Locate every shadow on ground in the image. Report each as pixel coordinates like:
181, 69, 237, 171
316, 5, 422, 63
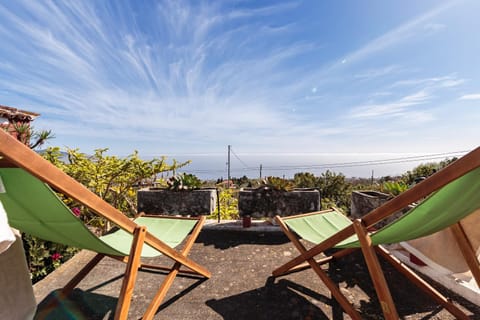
206, 278, 337, 320
33, 229, 480, 319
35, 288, 116, 320
197, 229, 289, 249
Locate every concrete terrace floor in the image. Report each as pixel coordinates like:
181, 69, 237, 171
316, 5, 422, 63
33, 221, 480, 320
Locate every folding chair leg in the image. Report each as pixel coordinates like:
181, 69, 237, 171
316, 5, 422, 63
114, 226, 147, 320
353, 219, 398, 320
142, 216, 206, 320
61, 253, 105, 297
275, 217, 362, 320
450, 222, 480, 288
376, 246, 469, 320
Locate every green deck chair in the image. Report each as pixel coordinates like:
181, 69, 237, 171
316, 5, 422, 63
0, 130, 210, 320
273, 147, 480, 320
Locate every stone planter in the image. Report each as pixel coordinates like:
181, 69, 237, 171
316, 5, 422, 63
137, 188, 217, 216
238, 188, 320, 218
351, 190, 411, 229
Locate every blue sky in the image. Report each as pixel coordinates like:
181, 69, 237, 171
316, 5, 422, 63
0, 0, 479, 178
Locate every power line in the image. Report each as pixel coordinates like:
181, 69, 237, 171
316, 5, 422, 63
230, 147, 250, 169
183, 150, 466, 175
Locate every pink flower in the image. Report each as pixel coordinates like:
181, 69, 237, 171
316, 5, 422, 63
51, 253, 62, 261
71, 207, 81, 217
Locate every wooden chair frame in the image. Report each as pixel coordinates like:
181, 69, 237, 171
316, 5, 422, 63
273, 146, 480, 319
0, 130, 211, 319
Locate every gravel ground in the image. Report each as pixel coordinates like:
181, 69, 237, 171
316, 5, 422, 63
34, 229, 480, 319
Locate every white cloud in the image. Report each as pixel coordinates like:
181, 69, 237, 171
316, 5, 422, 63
424, 23, 446, 33
354, 65, 400, 79
349, 90, 431, 120
459, 94, 480, 100
338, 1, 456, 66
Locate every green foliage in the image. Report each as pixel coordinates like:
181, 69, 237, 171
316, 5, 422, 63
8, 123, 54, 149
23, 233, 79, 283
293, 172, 317, 188
317, 170, 351, 212
209, 188, 239, 220
166, 173, 202, 191
401, 158, 456, 185
25, 146, 190, 283
42, 147, 189, 230
233, 175, 251, 188
263, 176, 295, 191
382, 180, 408, 196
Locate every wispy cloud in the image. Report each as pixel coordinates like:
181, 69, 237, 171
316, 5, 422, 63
390, 75, 464, 89
0, 1, 310, 150
337, 1, 456, 66
459, 93, 480, 100
0, 0, 476, 161
354, 65, 401, 79
349, 90, 432, 120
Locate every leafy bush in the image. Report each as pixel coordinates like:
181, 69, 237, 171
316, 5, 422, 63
262, 176, 295, 191
166, 173, 202, 191
382, 181, 408, 196
23, 233, 79, 283
209, 188, 239, 220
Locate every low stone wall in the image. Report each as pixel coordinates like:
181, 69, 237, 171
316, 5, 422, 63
238, 188, 320, 218
350, 191, 391, 219
350, 190, 410, 228
137, 188, 217, 216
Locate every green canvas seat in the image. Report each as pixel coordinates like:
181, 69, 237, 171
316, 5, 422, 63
283, 166, 480, 248
0, 168, 197, 257
0, 129, 210, 320
273, 147, 480, 320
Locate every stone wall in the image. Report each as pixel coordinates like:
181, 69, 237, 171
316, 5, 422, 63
137, 188, 217, 216
350, 190, 411, 229
238, 188, 320, 218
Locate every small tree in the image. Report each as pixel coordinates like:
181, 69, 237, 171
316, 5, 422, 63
317, 170, 352, 212
8, 122, 54, 149
293, 172, 317, 188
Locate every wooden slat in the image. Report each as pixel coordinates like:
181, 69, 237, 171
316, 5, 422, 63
279, 208, 337, 220
273, 146, 480, 272
0, 130, 210, 278
114, 226, 146, 320
61, 253, 105, 296
142, 216, 206, 319
376, 246, 469, 320
353, 220, 398, 320
450, 222, 480, 289
274, 216, 362, 320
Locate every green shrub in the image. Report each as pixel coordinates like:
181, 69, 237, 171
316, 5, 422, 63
382, 181, 408, 196
209, 188, 239, 220
166, 173, 202, 191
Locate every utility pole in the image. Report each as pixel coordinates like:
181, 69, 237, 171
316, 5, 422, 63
259, 164, 262, 179
227, 145, 231, 188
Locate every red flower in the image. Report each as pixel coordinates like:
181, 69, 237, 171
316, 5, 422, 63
51, 253, 62, 261
71, 207, 81, 217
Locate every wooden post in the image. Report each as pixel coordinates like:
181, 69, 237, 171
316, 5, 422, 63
353, 219, 398, 320
114, 226, 146, 320
450, 222, 480, 288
